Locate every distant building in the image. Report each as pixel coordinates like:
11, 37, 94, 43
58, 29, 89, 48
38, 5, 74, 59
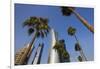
15, 44, 34, 65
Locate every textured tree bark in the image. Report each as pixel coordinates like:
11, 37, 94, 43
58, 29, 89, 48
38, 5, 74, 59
18, 31, 37, 65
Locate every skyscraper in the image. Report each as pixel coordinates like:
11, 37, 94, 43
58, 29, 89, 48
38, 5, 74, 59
15, 43, 34, 65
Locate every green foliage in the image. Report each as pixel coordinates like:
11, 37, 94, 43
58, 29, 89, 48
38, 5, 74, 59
53, 40, 69, 59
61, 7, 75, 16
67, 26, 76, 36
23, 16, 50, 38
75, 42, 81, 51
78, 56, 83, 62
28, 28, 34, 35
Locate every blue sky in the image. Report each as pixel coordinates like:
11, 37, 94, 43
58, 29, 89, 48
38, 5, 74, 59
15, 3, 94, 64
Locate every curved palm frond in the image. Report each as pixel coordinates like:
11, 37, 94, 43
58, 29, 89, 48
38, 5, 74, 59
28, 28, 34, 35
23, 16, 38, 27
23, 18, 31, 27
40, 18, 48, 24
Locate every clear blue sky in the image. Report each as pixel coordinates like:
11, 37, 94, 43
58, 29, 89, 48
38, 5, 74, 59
15, 3, 94, 64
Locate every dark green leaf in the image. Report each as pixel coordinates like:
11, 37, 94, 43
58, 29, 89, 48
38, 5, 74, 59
75, 43, 81, 51
78, 56, 83, 62
28, 28, 34, 35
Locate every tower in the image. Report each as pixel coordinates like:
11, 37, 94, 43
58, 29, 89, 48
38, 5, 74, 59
48, 28, 60, 63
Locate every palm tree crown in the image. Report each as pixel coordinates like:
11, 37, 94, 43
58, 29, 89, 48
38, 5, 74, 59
67, 26, 76, 36
18, 16, 50, 65
78, 56, 83, 62
23, 16, 50, 38
61, 6, 94, 33
61, 7, 75, 16
75, 42, 81, 51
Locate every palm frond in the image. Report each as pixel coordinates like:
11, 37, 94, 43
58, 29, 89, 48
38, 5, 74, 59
28, 28, 34, 35
30, 16, 39, 24
61, 7, 75, 16
23, 16, 50, 38
67, 26, 76, 36
40, 18, 48, 24
23, 18, 31, 27
75, 43, 81, 51
23, 16, 40, 28
78, 56, 83, 62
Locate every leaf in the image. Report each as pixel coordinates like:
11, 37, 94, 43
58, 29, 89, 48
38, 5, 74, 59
30, 17, 38, 23
28, 28, 34, 35
61, 7, 75, 16
78, 56, 83, 62
23, 18, 31, 27
67, 26, 76, 36
23, 16, 50, 39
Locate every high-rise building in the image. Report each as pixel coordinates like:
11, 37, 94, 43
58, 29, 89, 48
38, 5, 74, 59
15, 43, 34, 65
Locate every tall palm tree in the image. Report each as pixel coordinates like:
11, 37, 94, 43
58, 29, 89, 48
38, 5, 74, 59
61, 7, 94, 33
32, 43, 44, 64
18, 16, 50, 65
67, 26, 87, 61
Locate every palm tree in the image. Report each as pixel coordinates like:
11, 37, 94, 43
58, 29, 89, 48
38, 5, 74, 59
48, 29, 60, 63
75, 42, 87, 61
53, 40, 70, 62
32, 43, 44, 64
77, 56, 83, 62
61, 7, 94, 33
67, 26, 87, 61
18, 16, 50, 65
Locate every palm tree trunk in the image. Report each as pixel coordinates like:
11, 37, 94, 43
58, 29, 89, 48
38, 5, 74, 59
32, 44, 44, 64
19, 31, 37, 64
69, 8, 94, 33
26, 44, 35, 64
74, 35, 87, 61
80, 50, 87, 61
